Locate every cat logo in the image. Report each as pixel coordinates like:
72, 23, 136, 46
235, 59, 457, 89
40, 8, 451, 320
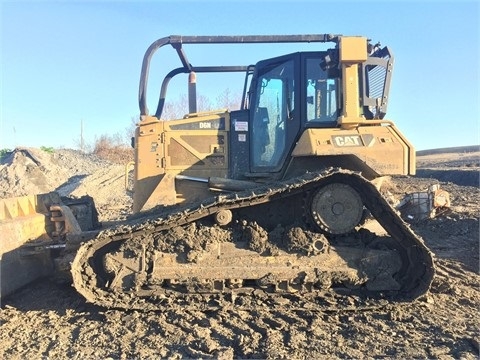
332, 135, 363, 147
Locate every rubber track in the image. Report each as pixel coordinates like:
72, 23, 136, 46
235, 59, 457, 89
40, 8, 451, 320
71, 168, 435, 311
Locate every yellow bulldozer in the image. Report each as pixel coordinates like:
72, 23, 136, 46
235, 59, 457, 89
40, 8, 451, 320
1, 34, 434, 310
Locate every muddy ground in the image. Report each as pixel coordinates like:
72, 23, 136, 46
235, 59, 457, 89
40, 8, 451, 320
0, 147, 479, 359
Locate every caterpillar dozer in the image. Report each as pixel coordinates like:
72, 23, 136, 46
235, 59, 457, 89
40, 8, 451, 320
2, 35, 435, 310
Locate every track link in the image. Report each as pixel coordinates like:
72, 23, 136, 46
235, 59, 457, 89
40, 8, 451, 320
71, 168, 435, 311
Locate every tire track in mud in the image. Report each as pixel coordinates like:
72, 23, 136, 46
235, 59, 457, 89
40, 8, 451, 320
1, 268, 479, 359
106, 305, 337, 359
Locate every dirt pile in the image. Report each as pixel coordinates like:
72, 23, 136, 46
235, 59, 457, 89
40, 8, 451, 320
0, 147, 479, 359
0, 148, 132, 221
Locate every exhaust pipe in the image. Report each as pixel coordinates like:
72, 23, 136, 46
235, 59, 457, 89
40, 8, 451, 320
188, 71, 197, 114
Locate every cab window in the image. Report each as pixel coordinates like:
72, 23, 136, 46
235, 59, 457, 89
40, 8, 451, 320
305, 58, 338, 123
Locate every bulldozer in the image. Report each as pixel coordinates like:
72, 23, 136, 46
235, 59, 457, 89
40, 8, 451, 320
1, 34, 435, 310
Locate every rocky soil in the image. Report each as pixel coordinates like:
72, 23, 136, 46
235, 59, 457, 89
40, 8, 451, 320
0, 147, 479, 359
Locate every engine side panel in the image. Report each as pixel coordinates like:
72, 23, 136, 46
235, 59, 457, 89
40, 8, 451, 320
133, 111, 230, 212
291, 122, 415, 176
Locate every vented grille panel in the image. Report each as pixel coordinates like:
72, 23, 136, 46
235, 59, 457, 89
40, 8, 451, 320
366, 63, 387, 99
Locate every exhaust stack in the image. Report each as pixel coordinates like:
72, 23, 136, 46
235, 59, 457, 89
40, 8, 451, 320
188, 71, 197, 113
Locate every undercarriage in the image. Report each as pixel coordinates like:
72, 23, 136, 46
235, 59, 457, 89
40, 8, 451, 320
71, 169, 435, 310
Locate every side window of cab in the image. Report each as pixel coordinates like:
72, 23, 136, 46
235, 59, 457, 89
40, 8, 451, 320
305, 57, 338, 123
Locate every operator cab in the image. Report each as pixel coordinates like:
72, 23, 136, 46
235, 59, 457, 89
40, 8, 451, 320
247, 51, 340, 174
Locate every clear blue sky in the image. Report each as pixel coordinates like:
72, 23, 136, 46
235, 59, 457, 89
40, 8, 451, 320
1, 0, 479, 151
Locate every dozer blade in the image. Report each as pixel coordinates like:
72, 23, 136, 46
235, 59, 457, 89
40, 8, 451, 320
71, 169, 435, 311
1, 193, 100, 299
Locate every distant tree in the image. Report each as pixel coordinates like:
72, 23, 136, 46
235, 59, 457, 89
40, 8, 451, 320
215, 88, 242, 110
93, 133, 133, 163
197, 94, 213, 113
125, 116, 138, 146
160, 88, 241, 120
161, 94, 188, 120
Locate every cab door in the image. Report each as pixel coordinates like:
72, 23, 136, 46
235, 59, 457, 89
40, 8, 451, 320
249, 54, 300, 174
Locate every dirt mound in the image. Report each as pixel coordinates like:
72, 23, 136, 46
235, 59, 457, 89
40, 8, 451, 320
0, 148, 108, 196
0, 147, 479, 359
0, 148, 132, 221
